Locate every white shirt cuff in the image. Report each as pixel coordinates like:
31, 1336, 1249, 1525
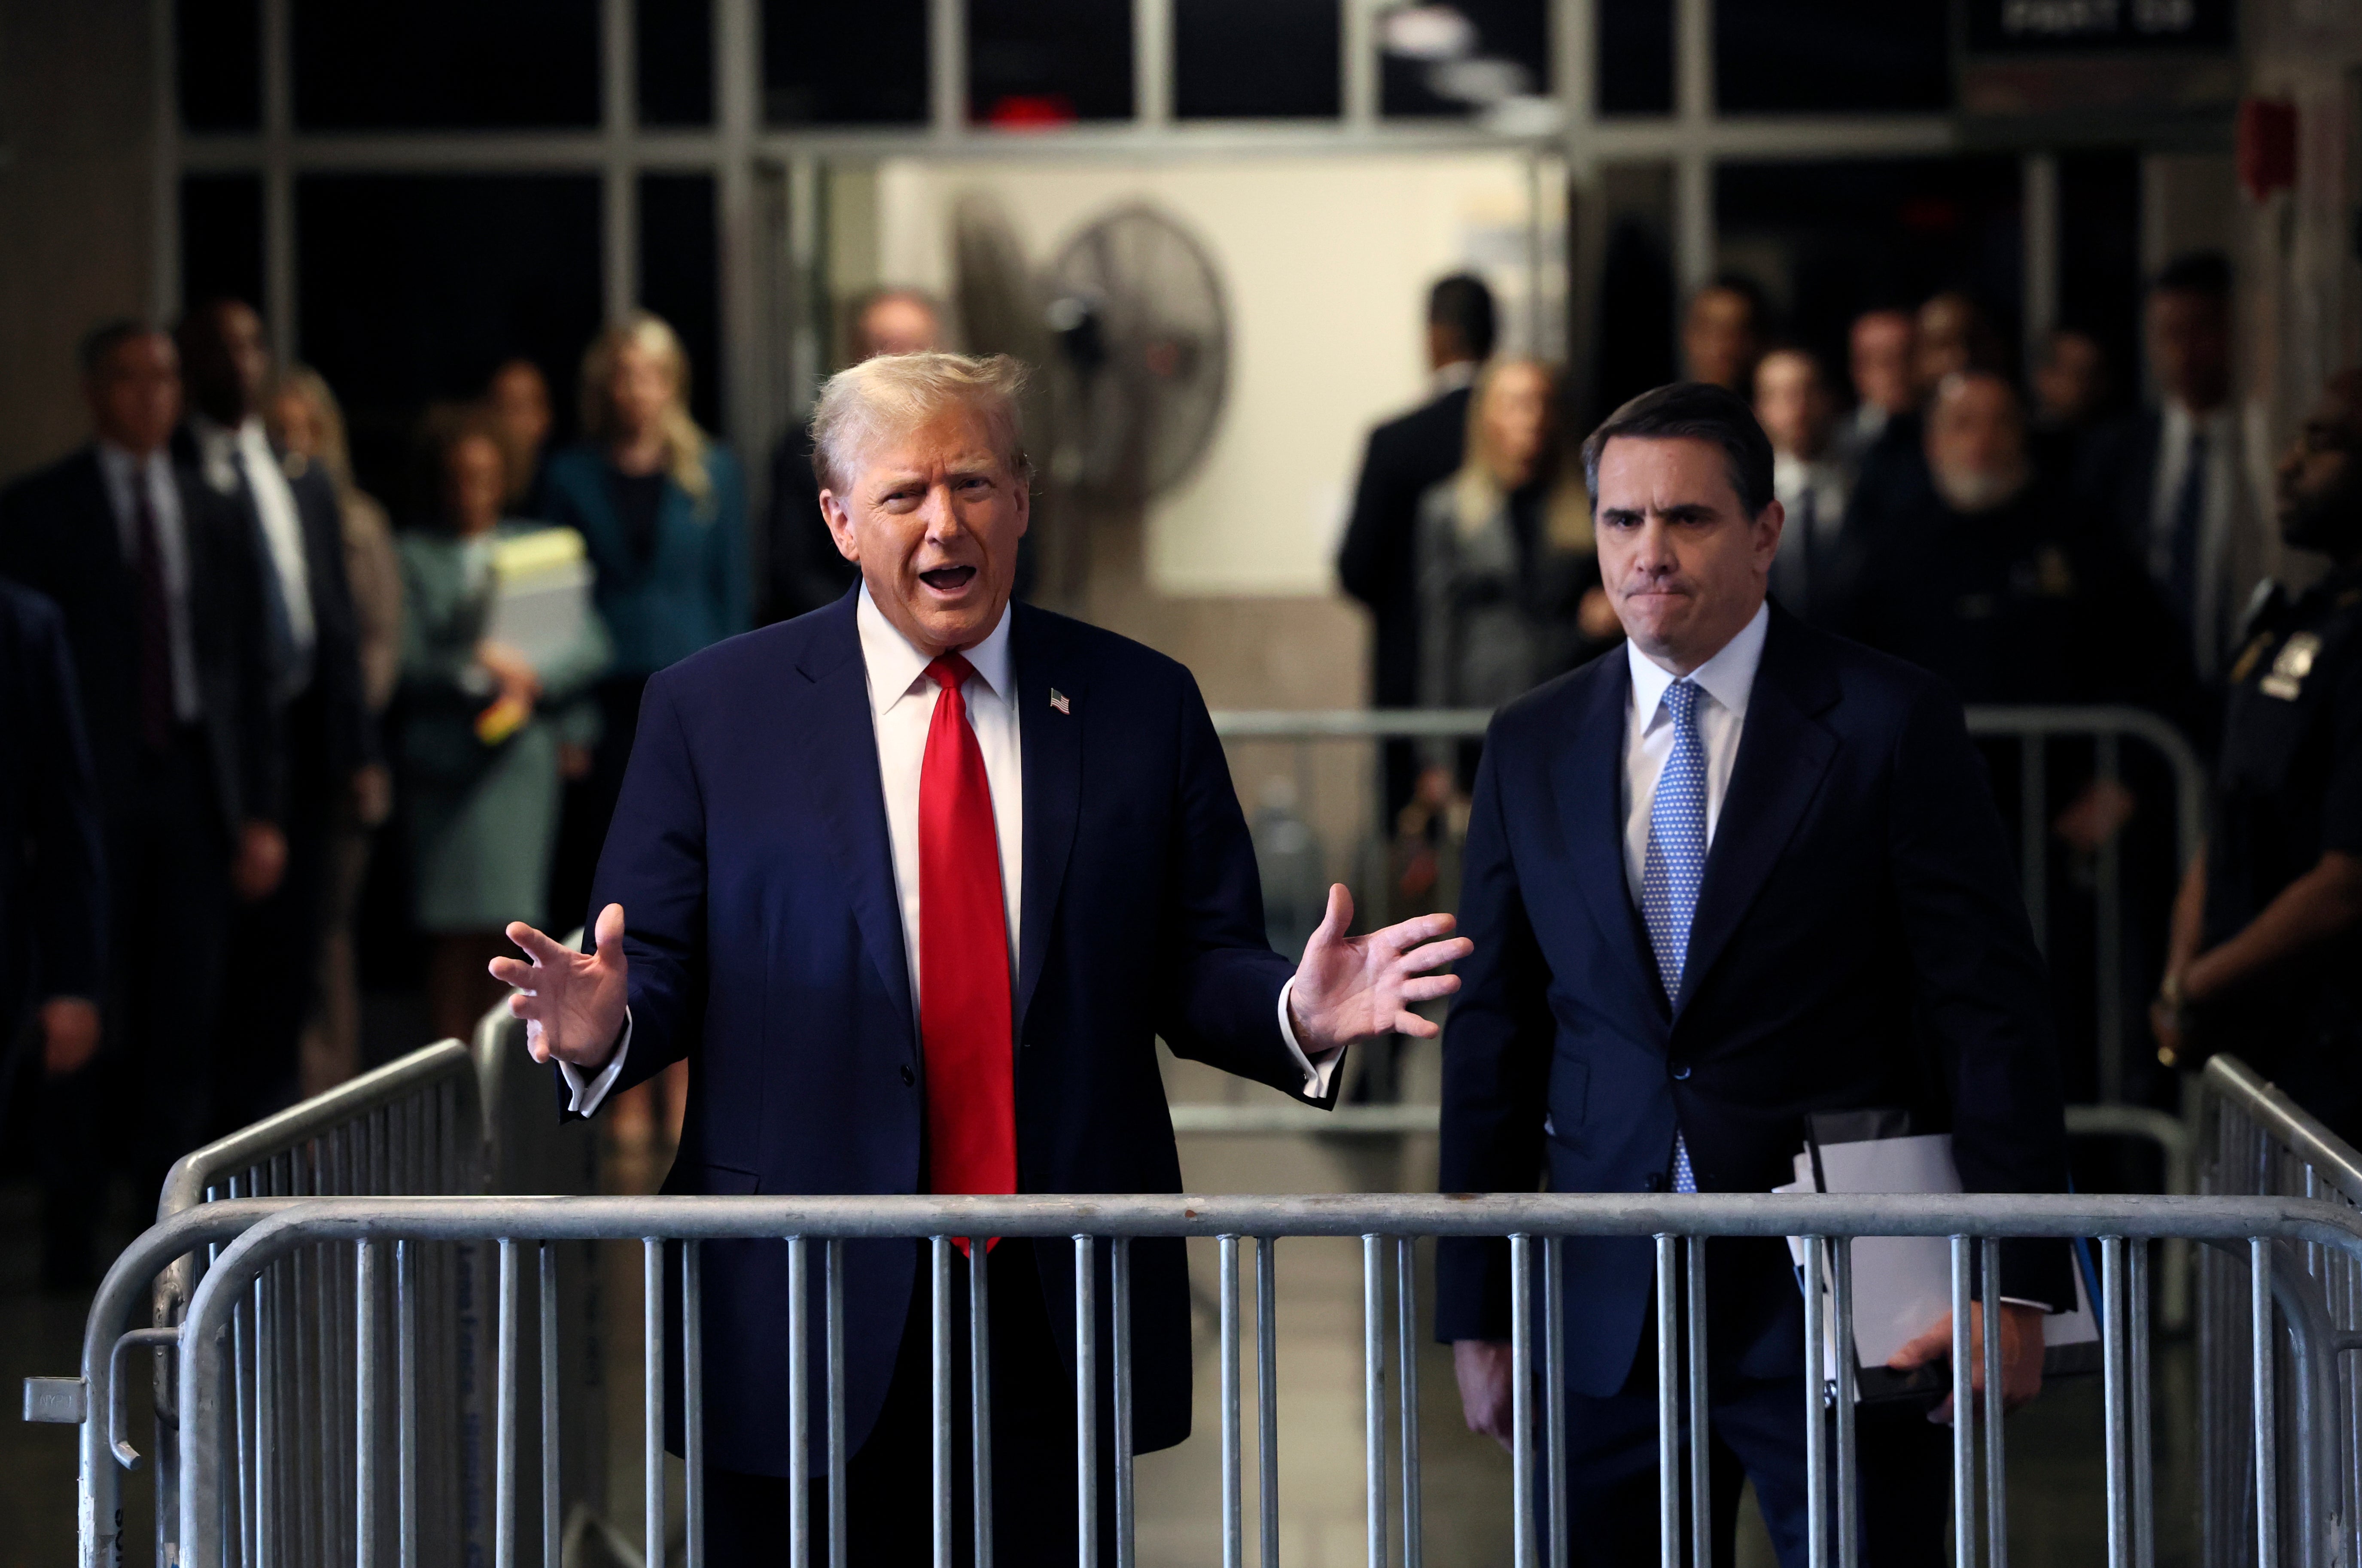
559, 1009, 632, 1116
1275, 977, 1345, 1100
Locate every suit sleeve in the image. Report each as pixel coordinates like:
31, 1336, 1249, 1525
1151, 671, 1327, 1105
1887, 683, 2077, 1311
1336, 428, 1400, 611
22, 597, 106, 1003
560, 670, 707, 1116
1433, 732, 1552, 1342
209, 488, 286, 826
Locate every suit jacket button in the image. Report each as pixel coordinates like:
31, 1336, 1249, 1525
899, 1064, 916, 1088
1670, 1061, 1691, 1081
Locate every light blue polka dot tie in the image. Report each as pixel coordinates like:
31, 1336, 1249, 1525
1643, 678, 1707, 1194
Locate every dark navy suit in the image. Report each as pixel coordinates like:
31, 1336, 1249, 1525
1436, 604, 2071, 1566
577, 590, 1328, 1486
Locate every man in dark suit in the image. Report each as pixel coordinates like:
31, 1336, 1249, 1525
0, 320, 281, 1216
2078, 253, 2249, 687
0, 579, 108, 1285
175, 299, 378, 1131
494, 351, 1469, 1566
1437, 383, 2073, 1568
762, 288, 943, 626
1338, 272, 1497, 828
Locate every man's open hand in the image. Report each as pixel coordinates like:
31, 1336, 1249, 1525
1287, 884, 1472, 1052
489, 902, 630, 1071
1887, 1299, 2046, 1423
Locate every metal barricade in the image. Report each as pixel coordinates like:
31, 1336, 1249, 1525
33, 1189, 2361, 1568
139, 1039, 485, 1568
2198, 1054, 2362, 1568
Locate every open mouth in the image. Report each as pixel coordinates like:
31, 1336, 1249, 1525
918, 565, 978, 593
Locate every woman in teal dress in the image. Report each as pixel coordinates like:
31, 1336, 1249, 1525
400, 412, 612, 1042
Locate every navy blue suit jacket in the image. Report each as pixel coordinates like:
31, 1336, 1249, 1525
1435, 605, 2072, 1397
0, 579, 104, 1036
577, 590, 1327, 1475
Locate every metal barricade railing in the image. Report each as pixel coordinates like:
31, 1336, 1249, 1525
138, 1039, 484, 1568
30, 1189, 2359, 1568
2198, 1055, 2362, 1568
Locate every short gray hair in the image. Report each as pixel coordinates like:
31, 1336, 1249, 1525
808, 352, 1032, 495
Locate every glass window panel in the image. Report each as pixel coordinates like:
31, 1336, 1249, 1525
181, 174, 264, 313
1715, 1, 1951, 114
969, 0, 1133, 125
1713, 157, 2026, 382
639, 0, 714, 126
1175, 0, 1340, 120
292, 0, 599, 131
177, 0, 261, 132
1380, 0, 1548, 121
1596, 0, 1672, 117
638, 174, 722, 432
762, 0, 929, 125
295, 174, 603, 514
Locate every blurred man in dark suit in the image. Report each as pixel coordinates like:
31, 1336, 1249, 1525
0, 579, 107, 1285
2079, 254, 2252, 685
1835, 307, 1916, 471
1680, 275, 1768, 393
1753, 346, 1853, 624
175, 299, 377, 1131
0, 320, 279, 1214
1339, 272, 1498, 829
763, 289, 946, 626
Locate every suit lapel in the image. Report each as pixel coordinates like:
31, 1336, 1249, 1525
1546, 656, 1662, 1021
1675, 611, 1839, 1016
1012, 605, 1083, 1039
794, 596, 917, 1040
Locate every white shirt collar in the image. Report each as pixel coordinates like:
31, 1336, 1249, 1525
856, 582, 1015, 718
1625, 600, 1771, 729
1431, 360, 1479, 398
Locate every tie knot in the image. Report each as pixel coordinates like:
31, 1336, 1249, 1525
1663, 677, 1700, 726
925, 653, 976, 693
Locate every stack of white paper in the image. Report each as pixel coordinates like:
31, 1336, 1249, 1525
1781, 1132, 2099, 1401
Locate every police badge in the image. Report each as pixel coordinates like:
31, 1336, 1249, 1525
2261, 632, 2323, 700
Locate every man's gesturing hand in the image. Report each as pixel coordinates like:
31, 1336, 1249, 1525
1287, 883, 1472, 1052
489, 902, 630, 1071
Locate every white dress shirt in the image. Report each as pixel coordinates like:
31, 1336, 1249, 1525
564, 586, 1339, 1114
94, 442, 202, 724
2147, 400, 2239, 678
193, 413, 315, 670
1620, 602, 1770, 906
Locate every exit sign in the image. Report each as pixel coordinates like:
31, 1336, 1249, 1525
1966, 0, 2235, 55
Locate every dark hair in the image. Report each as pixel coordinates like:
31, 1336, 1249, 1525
1693, 273, 1769, 326
1427, 273, 1498, 362
2152, 251, 2231, 301
1580, 381, 1776, 519
79, 317, 160, 378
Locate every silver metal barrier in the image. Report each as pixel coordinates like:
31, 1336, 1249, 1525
2198, 1055, 2362, 1568
37, 1189, 2362, 1568
139, 1039, 485, 1568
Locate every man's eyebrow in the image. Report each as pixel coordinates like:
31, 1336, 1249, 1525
1598, 504, 1644, 523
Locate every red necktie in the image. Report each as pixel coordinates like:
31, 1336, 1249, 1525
918, 654, 1015, 1250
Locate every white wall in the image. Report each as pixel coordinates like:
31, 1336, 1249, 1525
875, 152, 1550, 596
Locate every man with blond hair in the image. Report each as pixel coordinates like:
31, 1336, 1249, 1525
496, 351, 1468, 1564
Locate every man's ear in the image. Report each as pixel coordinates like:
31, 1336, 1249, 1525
1753, 497, 1787, 564
818, 489, 860, 564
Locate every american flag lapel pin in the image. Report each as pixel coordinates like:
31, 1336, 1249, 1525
1050, 688, 1070, 715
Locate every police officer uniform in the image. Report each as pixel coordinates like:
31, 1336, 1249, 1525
2198, 565, 2362, 1141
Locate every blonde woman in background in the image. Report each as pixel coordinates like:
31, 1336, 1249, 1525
269, 365, 401, 1094
1396, 360, 1620, 909
544, 311, 747, 1150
